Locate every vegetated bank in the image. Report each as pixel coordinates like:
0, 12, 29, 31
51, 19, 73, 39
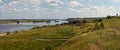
57, 15, 120, 50
0, 15, 120, 50
0, 19, 57, 24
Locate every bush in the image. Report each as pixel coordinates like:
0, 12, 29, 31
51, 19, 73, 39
94, 22, 104, 30
94, 23, 99, 30
14, 31, 18, 33
99, 22, 104, 29
68, 20, 87, 26
106, 15, 113, 19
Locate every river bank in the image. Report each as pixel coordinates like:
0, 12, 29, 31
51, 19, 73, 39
0, 31, 20, 36
0, 24, 75, 50
0, 24, 62, 36
0, 20, 68, 33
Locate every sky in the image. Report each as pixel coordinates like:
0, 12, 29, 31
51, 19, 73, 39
0, 0, 120, 19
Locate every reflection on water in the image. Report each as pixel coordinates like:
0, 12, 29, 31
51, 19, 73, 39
0, 21, 68, 32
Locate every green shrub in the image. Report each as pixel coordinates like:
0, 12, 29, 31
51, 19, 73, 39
94, 23, 99, 30
106, 15, 113, 19
94, 22, 104, 30
99, 22, 104, 29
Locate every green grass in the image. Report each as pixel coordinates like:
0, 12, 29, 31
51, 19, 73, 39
0, 25, 78, 50
1, 16, 120, 50
56, 17, 120, 50
57, 28, 120, 50
0, 38, 64, 50
0, 22, 94, 50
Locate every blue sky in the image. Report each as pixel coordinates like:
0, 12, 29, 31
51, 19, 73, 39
0, 0, 120, 19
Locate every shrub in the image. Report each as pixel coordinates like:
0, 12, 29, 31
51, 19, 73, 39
14, 31, 18, 33
94, 23, 99, 30
94, 22, 104, 30
99, 22, 104, 29
68, 20, 87, 26
106, 15, 113, 19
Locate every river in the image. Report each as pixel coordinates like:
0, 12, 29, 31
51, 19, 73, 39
0, 20, 68, 32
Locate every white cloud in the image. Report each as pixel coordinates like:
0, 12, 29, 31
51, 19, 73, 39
68, 4, 117, 17
0, 0, 64, 11
22, 7, 30, 11
28, 0, 42, 5
8, 8, 17, 11
45, 0, 64, 6
69, 8, 81, 13
112, 0, 120, 2
0, 0, 119, 19
67, 1, 116, 15
0, 0, 2, 3
45, 0, 64, 4
48, 3, 59, 6
1, 0, 43, 11
8, 1, 18, 6
69, 1, 84, 7
91, 6, 115, 13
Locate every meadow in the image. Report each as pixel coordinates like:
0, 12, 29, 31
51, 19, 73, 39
57, 16, 120, 50
0, 16, 120, 50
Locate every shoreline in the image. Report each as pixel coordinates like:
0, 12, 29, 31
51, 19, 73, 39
0, 23, 67, 37
0, 33, 7, 36
0, 25, 54, 36
0, 31, 18, 36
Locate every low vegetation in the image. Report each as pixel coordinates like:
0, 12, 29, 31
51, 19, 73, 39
57, 16, 120, 50
0, 15, 120, 50
0, 19, 52, 24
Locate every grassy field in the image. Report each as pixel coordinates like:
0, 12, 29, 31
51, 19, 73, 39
0, 25, 74, 49
0, 21, 95, 50
56, 16, 120, 50
0, 16, 120, 50
0, 25, 73, 50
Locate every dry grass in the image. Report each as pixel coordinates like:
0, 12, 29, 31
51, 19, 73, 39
56, 18, 120, 50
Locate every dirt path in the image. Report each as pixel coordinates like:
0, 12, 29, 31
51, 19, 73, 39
36, 38, 70, 41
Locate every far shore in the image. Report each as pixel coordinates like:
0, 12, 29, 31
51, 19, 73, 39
0, 19, 61, 24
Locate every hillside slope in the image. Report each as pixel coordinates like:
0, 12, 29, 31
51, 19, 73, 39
0, 23, 94, 50
57, 17, 120, 50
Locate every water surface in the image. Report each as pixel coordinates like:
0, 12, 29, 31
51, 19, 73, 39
0, 20, 68, 32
